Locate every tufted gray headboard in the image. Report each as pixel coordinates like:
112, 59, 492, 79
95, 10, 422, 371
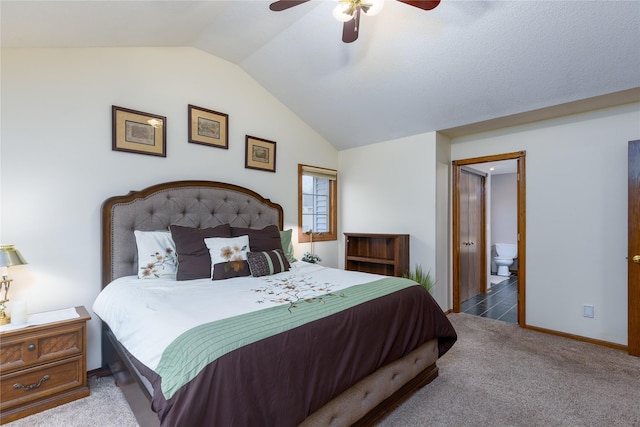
101, 180, 284, 287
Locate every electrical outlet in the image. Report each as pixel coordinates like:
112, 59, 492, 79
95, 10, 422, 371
583, 304, 594, 318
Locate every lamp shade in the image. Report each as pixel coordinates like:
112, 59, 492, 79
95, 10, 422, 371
362, 0, 384, 16
0, 245, 28, 268
333, 3, 355, 22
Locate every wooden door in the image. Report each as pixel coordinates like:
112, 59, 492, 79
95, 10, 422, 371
459, 168, 485, 303
629, 140, 640, 356
453, 151, 525, 324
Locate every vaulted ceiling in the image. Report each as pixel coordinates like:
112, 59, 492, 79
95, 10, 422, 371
2, 1, 639, 150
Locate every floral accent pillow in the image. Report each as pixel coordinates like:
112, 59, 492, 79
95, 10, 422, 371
204, 235, 251, 280
247, 249, 291, 277
134, 230, 178, 279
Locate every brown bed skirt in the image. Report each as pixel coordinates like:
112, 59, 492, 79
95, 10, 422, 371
104, 327, 439, 427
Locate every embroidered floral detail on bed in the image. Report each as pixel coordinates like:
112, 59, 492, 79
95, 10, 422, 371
251, 274, 341, 310
154, 277, 420, 400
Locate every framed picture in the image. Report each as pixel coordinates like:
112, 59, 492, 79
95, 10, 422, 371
245, 135, 276, 173
112, 106, 166, 157
188, 104, 229, 149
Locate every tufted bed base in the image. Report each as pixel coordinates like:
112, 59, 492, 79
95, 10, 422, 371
301, 339, 439, 426
100, 180, 444, 426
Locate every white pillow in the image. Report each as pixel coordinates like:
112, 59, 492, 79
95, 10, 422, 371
204, 235, 250, 280
134, 230, 178, 279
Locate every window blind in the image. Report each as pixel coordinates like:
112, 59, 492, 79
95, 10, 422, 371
301, 165, 337, 181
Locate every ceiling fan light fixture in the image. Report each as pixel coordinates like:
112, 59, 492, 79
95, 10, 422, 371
332, 3, 355, 22
333, 0, 384, 22
270, 0, 438, 43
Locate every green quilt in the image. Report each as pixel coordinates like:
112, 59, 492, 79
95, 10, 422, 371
156, 277, 418, 399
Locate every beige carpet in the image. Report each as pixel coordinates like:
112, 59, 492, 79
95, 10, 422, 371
5, 375, 138, 427
6, 313, 640, 426
379, 313, 640, 426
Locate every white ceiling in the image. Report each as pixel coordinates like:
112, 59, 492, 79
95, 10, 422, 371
2, 0, 639, 150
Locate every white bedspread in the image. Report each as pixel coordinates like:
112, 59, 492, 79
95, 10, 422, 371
93, 262, 383, 371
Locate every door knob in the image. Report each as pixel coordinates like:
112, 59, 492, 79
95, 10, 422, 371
633, 255, 640, 264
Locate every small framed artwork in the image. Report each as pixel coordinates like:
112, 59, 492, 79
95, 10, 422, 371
245, 135, 276, 173
112, 106, 166, 157
188, 104, 229, 149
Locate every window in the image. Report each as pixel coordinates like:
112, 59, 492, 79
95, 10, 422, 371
298, 164, 337, 243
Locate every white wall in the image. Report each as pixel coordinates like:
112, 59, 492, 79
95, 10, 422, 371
436, 133, 452, 309
338, 132, 449, 308
0, 47, 339, 370
491, 173, 518, 246
489, 172, 518, 274
451, 103, 640, 345
339, 102, 638, 346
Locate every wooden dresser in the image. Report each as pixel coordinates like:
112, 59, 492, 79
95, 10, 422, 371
0, 306, 91, 424
344, 233, 410, 277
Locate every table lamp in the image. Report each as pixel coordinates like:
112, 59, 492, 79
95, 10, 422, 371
0, 244, 28, 325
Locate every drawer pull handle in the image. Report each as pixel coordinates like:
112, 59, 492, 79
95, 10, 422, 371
27, 344, 36, 351
13, 375, 50, 391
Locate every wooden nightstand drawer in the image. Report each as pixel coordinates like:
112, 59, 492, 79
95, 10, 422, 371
0, 355, 86, 411
0, 323, 85, 374
0, 306, 91, 424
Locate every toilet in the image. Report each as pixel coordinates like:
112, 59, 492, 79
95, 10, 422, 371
494, 243, 517, 277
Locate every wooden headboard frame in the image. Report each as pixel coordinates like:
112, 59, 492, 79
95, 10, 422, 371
101, 180, 284, 288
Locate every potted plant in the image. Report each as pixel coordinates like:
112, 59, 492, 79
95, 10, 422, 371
403, 264, 435, 293
302, 229, 322, 264
301, 252, 322, 264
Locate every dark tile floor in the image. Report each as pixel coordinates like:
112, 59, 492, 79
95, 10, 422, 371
462, 275, 518, 324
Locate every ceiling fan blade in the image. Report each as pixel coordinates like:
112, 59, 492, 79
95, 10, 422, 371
269, 0, 310, 12
342, 8, 360, 43
397, 0, 441, 11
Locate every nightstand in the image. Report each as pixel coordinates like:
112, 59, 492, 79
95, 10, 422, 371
0, 306, 91, 424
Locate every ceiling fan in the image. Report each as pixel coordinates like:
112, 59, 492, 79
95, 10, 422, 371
269, 0, 441, 43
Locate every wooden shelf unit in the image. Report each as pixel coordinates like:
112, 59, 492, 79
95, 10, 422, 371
344, 233, 409, 277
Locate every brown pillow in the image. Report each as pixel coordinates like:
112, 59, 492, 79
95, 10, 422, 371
169, 224, 231, 280
247, 249, 291, 277
231, 224, 283, 252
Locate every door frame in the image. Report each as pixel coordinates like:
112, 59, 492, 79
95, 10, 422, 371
453, 151, 526, 326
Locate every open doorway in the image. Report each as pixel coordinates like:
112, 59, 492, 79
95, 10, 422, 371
452, 151, 526, 326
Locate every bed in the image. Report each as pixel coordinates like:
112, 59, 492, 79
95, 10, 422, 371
94, 180, 456, 427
